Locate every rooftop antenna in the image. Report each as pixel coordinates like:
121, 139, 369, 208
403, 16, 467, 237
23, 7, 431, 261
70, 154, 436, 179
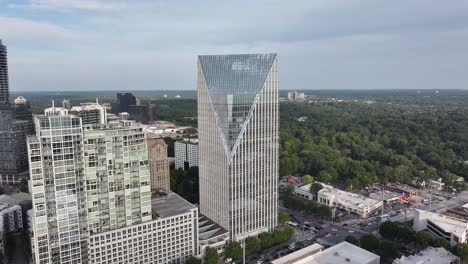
52, 100, 55, 108
96, 97, 99, 104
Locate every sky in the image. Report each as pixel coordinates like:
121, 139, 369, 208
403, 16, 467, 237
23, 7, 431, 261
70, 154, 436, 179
1, 0, 467, 91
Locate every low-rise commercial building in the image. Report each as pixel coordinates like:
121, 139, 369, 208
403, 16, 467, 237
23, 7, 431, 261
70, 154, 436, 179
88, 192, 199, 264
427, 180, 445, 191
294, 183, 382, 218
271, 242, 380, 264
413, 209, 468, 246
393, 247, 456, 264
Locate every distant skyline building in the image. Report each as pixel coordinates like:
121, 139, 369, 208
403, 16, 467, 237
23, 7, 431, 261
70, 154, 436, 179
147, 137, 170, 190
287, 91, 305, 101
175, 140, 199, 170
197, 53, 279, 240
0, 40, 9, 105
0, 108, 30, 184
117, 93, 137, 113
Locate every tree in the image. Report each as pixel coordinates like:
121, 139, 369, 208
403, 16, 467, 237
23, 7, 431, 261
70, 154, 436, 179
19, 178, 29, 193
395, 225, 416, 243
186, 256, 201, 264
415, 231, 433, 248
457, 243, 468, 263
360, 234, 379, 252
204, 247, 218, 264
379, 221, 399, 239
430, 237, 450, 249
225, 242, 242, 260
302, 175, 313, 185
309, 183, 323, 200
278, 212, 290, 225
378, 240, 399, 259
245, 237, 261, 255
345, 235, 359, 245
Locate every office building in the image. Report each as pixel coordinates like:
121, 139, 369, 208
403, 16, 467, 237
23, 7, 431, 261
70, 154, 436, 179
70, 99, 108, 125
271, 242, 380, 264
293, 183, 382, 218
413, 209, 468, 246
0, 41, 32, 185
82, 124, 152, 235
147, 138, 170, 190
197, 53, 279, 240
28, 114, 88, 264
0, 107, 30, 184
0, 204, 23, 254
0, 40, 8, 105
13, 96, 34, 134
287, 91, 305, 101
175, 140, 198, 170
117, 93, 137, 113
88, 192, 198, 264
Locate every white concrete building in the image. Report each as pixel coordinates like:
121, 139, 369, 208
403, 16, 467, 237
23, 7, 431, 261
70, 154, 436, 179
44, 101, 69, 116
287, 91, 305, 101
175, 140, 199, 170
413, 209, 468, 246
198, 54, 279, 241
427, 180, 445, 191
294, 183, 382, 218
88, 192, 198, 264
272, 242, 380, 264
393, 247, 457, 264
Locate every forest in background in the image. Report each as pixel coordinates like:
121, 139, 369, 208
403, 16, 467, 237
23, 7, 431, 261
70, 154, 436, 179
280, 101, 468, 190
13, 89, 468, 190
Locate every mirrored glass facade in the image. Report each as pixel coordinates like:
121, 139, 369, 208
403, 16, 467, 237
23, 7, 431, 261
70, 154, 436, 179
198, 53, 279, 240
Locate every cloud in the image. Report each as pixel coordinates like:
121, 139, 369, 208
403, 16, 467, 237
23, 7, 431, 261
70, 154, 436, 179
2, 0, 468, 91
9, 0, 127, 12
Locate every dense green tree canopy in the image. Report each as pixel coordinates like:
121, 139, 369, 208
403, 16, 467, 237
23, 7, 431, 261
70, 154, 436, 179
280, 101, 468, 189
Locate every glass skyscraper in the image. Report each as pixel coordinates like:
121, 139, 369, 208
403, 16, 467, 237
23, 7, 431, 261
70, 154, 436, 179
0, 40, 8, 105
197, 53, 279, 240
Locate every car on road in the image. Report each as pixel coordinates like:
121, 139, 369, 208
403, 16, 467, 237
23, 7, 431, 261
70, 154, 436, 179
348, 230, 354, 233
331, 228, 338, 232
319, 226, 325, 230
341, 223, 348, 227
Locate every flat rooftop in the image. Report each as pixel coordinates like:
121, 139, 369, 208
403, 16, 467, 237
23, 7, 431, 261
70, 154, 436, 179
417, 209, 468, 237
318, 183, 382, 209
151, 192, 197, 218
394, 247, 456, 264
271, 243, 324, 264
309, 242, 380, 264
369, 191, 401, 201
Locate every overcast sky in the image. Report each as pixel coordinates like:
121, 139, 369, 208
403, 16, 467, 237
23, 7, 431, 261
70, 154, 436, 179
1, 0, 467, 91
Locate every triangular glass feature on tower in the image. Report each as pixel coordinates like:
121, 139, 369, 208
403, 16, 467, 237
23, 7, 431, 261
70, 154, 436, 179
199, 53, 276, 159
